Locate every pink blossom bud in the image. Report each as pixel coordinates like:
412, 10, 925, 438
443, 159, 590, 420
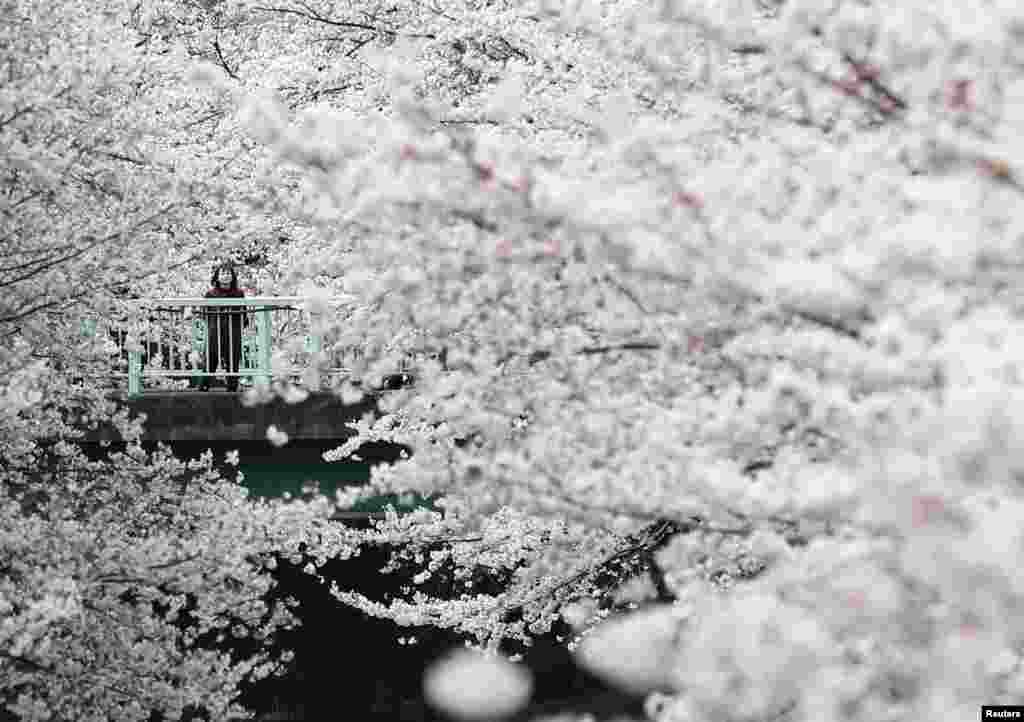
687, 336, 704, 354
852, 63, 880, 82
959, 622, 979, 638
911, 494, 944, 527
399, 144, 417, 161
673, 191, 703, 210
977, 157, 1012, 181
542, 239, 559, 256
477, 162, 496, 187
496, 239, 513, 257
832, 76, 861, 97
877, 95, 899, 115
947, 79, 973, 111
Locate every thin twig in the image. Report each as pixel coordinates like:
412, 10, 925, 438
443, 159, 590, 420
438, 118, 501, 126
212, 38, 240, 81
839, 51, 907, 112
0, 105, 33, 130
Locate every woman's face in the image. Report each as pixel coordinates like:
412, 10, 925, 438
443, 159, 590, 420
217, 268, 233, 286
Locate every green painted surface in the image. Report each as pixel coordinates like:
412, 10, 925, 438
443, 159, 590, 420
236, 459, 434, 512
160, 441, 433, 513
238, 460, 371, 499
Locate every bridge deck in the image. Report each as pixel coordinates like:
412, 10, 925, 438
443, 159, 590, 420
84, 390, 382, 442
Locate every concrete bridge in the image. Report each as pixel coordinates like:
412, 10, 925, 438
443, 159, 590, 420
80, 294, 415, 442
75, 296, 423, 513
76, 384, 418, 519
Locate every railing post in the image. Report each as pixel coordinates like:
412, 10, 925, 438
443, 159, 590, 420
128, 349, 142, 396
256, 305, 272, 387
304, 330, 322, 390
242, 332, 258, 385
191, 318, 207, 388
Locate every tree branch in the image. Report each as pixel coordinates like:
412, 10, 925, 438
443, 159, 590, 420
0, 105, 34, 130
524, 341, 661, 366
0, 203, 177, 293
254, 3, 435, 39
183, 109, 226, 130
788, 308, 865, 341
792, 56, 905, 120
601, 271, 650, 315
839, 51, 908, 113
211, 38, 240, 81
255, 4, 383, 33
579, 341, 661, 356
438, 117, 501, 126
346, 35, 375, 57
501, 518, 696, 621
449, 208, 499, 232
99, 150, 149, 166
644, 549, 675, 602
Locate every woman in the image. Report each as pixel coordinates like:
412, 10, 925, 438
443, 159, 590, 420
199, 263, 247, 391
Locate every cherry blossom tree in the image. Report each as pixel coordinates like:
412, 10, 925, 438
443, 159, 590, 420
206, 0, 1024, 720
1, 3, 363, 720
7, 0, 1024, 719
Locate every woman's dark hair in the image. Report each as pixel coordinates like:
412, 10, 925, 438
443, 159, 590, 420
210, 263, 240, 291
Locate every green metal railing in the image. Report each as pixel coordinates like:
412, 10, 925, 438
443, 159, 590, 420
81, 297, 356, 396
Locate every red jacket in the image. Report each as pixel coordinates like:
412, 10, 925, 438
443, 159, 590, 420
202, 286, 247, 339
